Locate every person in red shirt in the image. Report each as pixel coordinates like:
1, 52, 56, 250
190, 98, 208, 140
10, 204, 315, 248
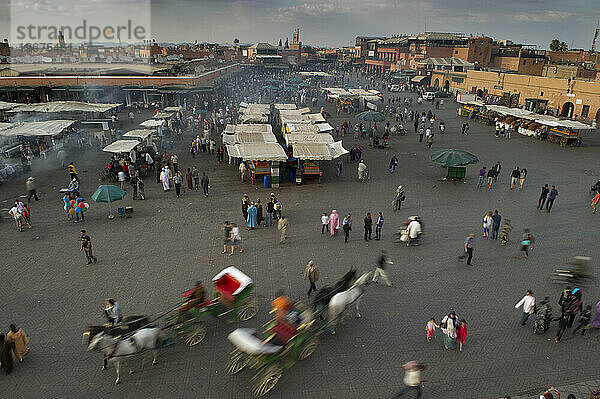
457, 320, 468, 352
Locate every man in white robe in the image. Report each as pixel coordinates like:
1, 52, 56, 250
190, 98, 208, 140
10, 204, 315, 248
160, 167, 170, 191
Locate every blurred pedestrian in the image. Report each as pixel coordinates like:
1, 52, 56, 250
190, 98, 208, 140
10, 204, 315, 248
201, 172, 210, 197
538, 184, 549, 209
186, 168, 193, 191
441, 311, 458, 349
192, 166, 200, 190
393, 361, 425, 398
491, 210, 501, 240
342, 213, 352, 243
519, 168, 527, 189
364, 212, 373, 241
25, 177, 39, 202
375, 211, 384, 240
572, 305, 592, 335
173, 171, 183, 198
393, 186, 405, 211
372, 250, 392, 286
546, 185, 558, 212
510, 167, 520, 190
278, 214, 288, 244
425, 318, 439, 342
229, 223, 243, 255
321, 212, 328, 234
0, 334, 14, 374
137, 177, 145, 200
8, 202, 23, 232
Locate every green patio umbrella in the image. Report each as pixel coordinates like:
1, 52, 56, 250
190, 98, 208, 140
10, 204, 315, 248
91, 185, 127, 218
429, 149, 479, 167
356, 111, 385, 122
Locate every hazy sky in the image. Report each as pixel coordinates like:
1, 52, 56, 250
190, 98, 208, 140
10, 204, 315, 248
1, 0, 599, 49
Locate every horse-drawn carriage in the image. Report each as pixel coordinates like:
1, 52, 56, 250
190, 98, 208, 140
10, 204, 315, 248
225, 270, 372, 397
226, 301, 322, 397
84, 267, 259, 384
167, 266, 259, 346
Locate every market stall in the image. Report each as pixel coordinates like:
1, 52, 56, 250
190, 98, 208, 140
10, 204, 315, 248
123, 129, 155, 146
235, 143, 288, 186
0, 120, 75, 158
102, 139, 141, 154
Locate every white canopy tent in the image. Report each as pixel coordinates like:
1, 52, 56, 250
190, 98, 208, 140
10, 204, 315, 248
0, 120, 75, 137
11, 101, 120, 113
123, 129, 154, 140
152, 111, 175, 120
235, 143, 287, 161
140, 119, 166, 128
292, 141, 348, 160
273, 103, 297, 110
0, 101, 19, 111
315, 123, 334, 133
285, 133, 334, 146
102, 140, 141, 154
163, 106, 183, 112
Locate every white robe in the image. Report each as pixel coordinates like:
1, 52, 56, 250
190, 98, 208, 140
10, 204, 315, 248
160, 170, 170, 191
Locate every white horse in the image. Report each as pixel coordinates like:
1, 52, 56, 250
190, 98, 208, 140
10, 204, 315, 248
327, 272, 372, 334
87, 327, 163, 384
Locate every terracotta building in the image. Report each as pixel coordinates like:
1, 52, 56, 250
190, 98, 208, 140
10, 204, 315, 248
463, 69, 600, 122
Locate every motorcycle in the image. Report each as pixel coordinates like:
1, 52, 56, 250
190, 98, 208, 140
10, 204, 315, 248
552, 256, 592, 285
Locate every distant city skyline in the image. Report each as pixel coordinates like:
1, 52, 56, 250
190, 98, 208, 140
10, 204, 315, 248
1, 0, 599, 50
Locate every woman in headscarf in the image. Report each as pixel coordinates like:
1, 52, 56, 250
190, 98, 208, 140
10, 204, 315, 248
441, 310, 458, 350
246, 202, 257, 230
328, 209, 340, 237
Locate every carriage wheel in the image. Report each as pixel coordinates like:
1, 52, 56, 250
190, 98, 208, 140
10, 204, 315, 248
167, 312, 185, 328
298, 335, 320, 360
237, 294, 259, 321
226, 350, 248, 374
184, 323, 207, 346
253, 363, 282, 398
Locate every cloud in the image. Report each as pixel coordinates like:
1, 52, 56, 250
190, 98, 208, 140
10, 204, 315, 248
510, 10, 574, 23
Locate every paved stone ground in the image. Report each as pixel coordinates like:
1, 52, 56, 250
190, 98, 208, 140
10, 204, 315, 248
1, 83, 600, 399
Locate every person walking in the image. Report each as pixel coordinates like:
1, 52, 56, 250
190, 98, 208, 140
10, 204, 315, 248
426, 132, 434, 149
130, 174, 138, 200
304, 260, 319, 297
192, 166, 200, 190
328, 209, 340, 237
441, 311, 458, 349
278, 214, 288, 244
239, 162, 247, 182
137, 177, 145, 200
364, 212, 373, 241
546, 185, 558, 212
392, 361, 425, 398
457, 320, 467, 352
321, 213, 328, 234
173, 171, 183, 198
477, 167, 486, 188
514, 290, 536, 326
418, 126, 424, 142
393, 186, 405, 211
491, 210, 501, 240
0, 334, 15, 375
375, 211, 384, 240
185, 168, 193, 191
6, 324, 29, 363
229, 223, 243, 255
8, 202, 24, 232
458, 234, 475, 266
572, 305, 592, 335
493, 161, 502, 182
201, 172, 209, 197
389, 154, 398, 173
103, 299, 122, 326
555, 313, 569, 343
221, 221, 232, 254
25, 177, 39, 202
372, 250, 392, 286
342, 213, 352, 243
519, 168, 527, 189
482, 211, 493, 239
520, 229, 534, 258
538, 184, 549, 209
265, 199, 274, 227
510, 167, 520, 190
486, 168, 495, 190
80, 229, 97, 265
425, 318, 439, 342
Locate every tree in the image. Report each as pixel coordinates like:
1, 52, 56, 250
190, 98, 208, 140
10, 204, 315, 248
550, 39, 568, 52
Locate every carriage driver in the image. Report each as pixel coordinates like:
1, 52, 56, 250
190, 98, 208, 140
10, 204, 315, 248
271, 290, 292, 320
178, 281, 206, 315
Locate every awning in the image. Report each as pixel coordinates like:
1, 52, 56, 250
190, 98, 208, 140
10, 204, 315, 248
315, 123, 334, 133
223, 131, 277, 145
10, 101, 120, 113
140, 119, 166, 128
0, 120, 75, 137
235, 143, 287, 161
153, 111, 175, 120
307, 113, 326, 123
292, 140, 348, 160
102, 140, 141, 154
411, 76, 427, 83
285, 133, 334, 146
0, 101, 18, 111
225, 144, 241, 158
163, 106, 182, 112
123, 129, 153, 140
